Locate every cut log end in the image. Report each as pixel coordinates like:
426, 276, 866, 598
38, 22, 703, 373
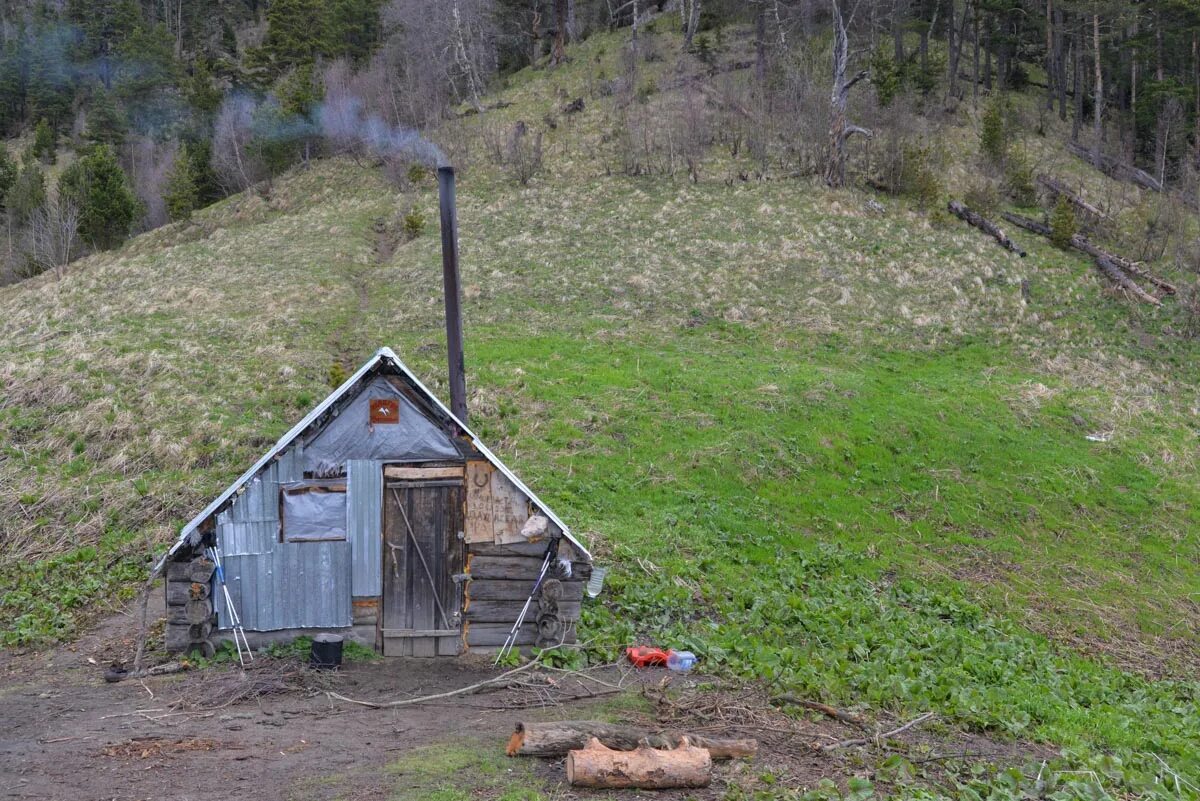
566, 737, 712, 789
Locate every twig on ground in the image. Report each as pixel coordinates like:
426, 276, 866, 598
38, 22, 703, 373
327, 656, 543, 709
772, 694, 870, 731
822, 711, 935, 752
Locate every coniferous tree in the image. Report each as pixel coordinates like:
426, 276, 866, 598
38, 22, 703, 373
163, 143, 199, 220
57, 144, 141, 249
9, 163, 46, 225
0, 147, 18, 212
85, 86, 127, 147
27, 26, 73, 128
31, 118, 55, 163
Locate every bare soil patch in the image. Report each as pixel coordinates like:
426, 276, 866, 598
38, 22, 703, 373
0, 603, 1052, 800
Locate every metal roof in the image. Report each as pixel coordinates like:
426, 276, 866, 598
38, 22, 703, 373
156, 347, 590, 572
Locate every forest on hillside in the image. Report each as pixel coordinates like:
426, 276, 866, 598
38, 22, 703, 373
0, 0, 1199, 285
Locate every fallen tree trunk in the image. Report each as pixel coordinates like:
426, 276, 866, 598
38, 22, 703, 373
566, 737, 711, 789
507, 720, 757, 760
1066, 141, 1163, 192
1036, 174, 1111, 223
948, 201, 1026, 256
1093, 255, 1163, 306
1001, 213, 1175, 298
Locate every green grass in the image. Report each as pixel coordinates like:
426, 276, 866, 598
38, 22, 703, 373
385, 740, 545, 801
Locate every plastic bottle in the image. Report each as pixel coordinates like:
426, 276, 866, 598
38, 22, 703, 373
666, 650, 696, 672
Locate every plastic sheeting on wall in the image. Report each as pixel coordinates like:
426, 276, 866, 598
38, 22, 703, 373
302, 376, 461, 473
281, 489, 348, 541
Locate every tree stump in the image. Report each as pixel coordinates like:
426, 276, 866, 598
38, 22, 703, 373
566, 737, 711, 789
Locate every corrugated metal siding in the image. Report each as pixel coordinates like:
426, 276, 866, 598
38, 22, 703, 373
348, 460, 383, 597
215, 441, 353, 631
217, 542, 352, 630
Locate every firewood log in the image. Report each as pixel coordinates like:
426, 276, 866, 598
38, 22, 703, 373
506, 720, 757, 760
566, 737, 711, 789
948, 200, 1026, 256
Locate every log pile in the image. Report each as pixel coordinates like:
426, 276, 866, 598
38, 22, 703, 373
164, 557, 217, 655
462, 539, 588, 650
947, 200, 1026, 256
1001, 212, 1172, 305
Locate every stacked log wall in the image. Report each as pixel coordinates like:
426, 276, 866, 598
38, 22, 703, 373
463, 540, 590, 650
164, 556, 217, 655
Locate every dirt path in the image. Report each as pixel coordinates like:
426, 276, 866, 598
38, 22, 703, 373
0, 604, 1051, 801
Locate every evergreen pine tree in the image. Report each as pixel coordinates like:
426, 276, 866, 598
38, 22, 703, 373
31, 118, 55, 163
9, 163, 46, 224
257, 0, 329, 71
27, 25, 73, 128
163, 143, 199, 221
85, 86, 127, 147
57, 144, 141, 249
0, 147, 18, 211
0, 35, 28, 136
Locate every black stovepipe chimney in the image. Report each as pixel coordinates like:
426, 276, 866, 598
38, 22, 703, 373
437, 165, 468, 426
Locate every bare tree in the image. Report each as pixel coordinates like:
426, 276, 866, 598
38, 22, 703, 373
126, 136, 178, 230
680, 0, 701, 50
552, 0, 569, 64
212, 94, 261, 193
824, 0, 871, 188
28, 196, 80, 279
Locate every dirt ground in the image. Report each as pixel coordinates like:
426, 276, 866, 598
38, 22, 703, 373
0, 602, 1051, 801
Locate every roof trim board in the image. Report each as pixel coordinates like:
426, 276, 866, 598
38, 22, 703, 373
155, 347, 589, 572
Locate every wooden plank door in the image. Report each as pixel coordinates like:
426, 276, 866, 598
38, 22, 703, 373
381, 479, 464, 657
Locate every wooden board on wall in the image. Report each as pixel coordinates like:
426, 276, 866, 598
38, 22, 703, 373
490, 470, 529, 545
465, 460, 530, 545
465, 461, 495, 543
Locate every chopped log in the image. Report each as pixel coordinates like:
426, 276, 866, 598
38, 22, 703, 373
188, 620, 214, 640
566, 737, 712, 789
464, 600, 580, 623
189, 559, 215, 583
507, 721, 757, 760
1066, 141, 1163, 192
466, 579, 584, 601
164, 623, 192, 652
469, 541, 558, 558
1002, 212, 1174, 300
166, 582, 195, 606
947, 200, 1026, 256
1036, 174, 1112, 223
188, 581, 210, 601
185, 598, 214, 624
465, 622, 538, 648
467, 556, 583, 581
165, 561, 193, 581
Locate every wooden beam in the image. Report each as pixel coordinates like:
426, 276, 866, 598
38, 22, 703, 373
384, 466, 465, 479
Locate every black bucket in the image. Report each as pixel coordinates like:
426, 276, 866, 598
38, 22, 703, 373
309, 634, 344, 670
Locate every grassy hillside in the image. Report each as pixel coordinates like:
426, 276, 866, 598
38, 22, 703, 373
2, 21, 1199, 800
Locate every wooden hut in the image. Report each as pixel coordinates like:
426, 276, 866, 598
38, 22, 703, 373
156, 347, 591, 657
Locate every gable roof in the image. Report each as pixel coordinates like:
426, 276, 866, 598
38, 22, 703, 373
156, 347, 589, 572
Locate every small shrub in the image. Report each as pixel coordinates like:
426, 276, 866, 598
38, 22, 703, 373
963, 179, 1001, 214
1004, 152, 1037, 207
898, 144, 943, 210
32, 119, 56, 164
503, 123, 543, 186
328, 361, 348, 388
636, 78, 656, 104
980, 94, 1010, 166
406, 163, 430, 185
402, 208, 426, 240
1049, 196, 1078, 249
